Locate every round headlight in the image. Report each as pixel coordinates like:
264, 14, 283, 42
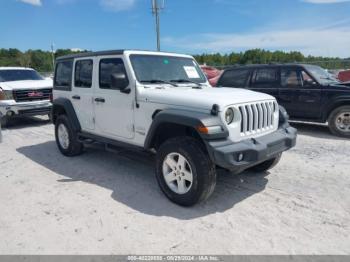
225, 108, 234, 124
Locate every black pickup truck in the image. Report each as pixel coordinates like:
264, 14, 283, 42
216, 64, 350, 137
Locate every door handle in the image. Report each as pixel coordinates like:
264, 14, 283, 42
95, 97, 105, 103
72, 95, 80, 100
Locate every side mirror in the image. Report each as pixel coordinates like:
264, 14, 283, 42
111, 73, 130, 93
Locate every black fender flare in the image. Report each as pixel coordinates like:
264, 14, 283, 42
52, 97, 81, 131
144, 109, 228, 149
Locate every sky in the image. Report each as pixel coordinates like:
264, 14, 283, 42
1, 0, 350, 57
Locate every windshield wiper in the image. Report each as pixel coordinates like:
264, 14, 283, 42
170, 79, 203, 89
140, 79, 178, 87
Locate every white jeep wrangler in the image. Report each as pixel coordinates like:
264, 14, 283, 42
52, 50, 297, 206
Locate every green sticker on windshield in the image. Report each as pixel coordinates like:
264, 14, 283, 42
163, 59, 169, 64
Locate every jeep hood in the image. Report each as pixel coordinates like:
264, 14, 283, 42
0, 79, 53, 91
139, 86, 275, 110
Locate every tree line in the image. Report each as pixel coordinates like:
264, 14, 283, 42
194, 49, 350, 69
0, 48, 349, 72
0, 48, 85, 72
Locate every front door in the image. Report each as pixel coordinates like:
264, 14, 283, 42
279, 67, 322, 120
93, 56, 134, 139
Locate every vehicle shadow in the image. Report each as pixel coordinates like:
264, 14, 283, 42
290, 122, 347, 140
2, 116, 50, 130
17, 141, 269, 220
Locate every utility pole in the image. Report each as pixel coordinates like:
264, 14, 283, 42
151, 0, 164, 51
51, 43, 55, 72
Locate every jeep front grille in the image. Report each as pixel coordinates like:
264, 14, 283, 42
238, 101, 277, 136
13, 88, 52, 102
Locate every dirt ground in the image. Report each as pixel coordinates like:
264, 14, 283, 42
0, 117, 349, 255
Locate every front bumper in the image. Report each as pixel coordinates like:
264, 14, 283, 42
0, 100, 52, 117
207, 126, 297, 173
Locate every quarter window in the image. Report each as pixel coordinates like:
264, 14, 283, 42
99, 58, 128, 89
75, 60, 93, 88
54, 61, 73, 90
218, 69, 249, 87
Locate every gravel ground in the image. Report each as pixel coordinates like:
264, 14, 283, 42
0, 117, 349, 255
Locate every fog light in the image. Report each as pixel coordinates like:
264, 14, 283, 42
237, 153, 244, 162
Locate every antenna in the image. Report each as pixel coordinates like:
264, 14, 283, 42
151, 0, 165, 51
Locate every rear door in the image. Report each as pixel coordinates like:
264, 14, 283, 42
71, 58, 95, 131
248, 67, 280, 99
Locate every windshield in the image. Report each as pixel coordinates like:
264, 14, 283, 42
305, 65, 340, 85
130, 55, 207, 85
0, 69, 44, 82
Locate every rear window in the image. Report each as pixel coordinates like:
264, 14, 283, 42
0, 69, 43, 82
217, 69, 250, 87
54, 61, 73, 90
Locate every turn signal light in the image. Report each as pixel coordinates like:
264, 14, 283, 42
197, 125, 223, 135
197, 125, 209, 134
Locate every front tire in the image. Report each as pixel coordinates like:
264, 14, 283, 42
156, 136, 217, 206
55, 114, 84, 156
250, 153, 282, 172
328, 106, 350, 138
0, 116, 8, 128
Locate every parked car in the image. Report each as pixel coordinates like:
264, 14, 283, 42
338, 69, 350, 83
208, 73, 222, 87
0, 67, 53, 126
52, 50, 296, 206
200, 65, 222, 86
216, 64, 350, 137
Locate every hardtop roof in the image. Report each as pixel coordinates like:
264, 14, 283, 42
56, 50, 193, 61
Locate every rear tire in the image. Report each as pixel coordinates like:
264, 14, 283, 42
155, 136, 216, 206
328, 106, 350, 138
250, 153, 282, 172
55, 114, 84, 156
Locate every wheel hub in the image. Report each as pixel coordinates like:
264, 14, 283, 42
336, 112, 350, 132
58, 123, 70, 149
162, 152, 193, 195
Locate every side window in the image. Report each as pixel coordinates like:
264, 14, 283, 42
218, 69, 249, 87
252, 68, 278, 86
99, 58, 128, 89
54, 61, 73, 90
281, 68, 302, 87
74, 59, 93, 88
